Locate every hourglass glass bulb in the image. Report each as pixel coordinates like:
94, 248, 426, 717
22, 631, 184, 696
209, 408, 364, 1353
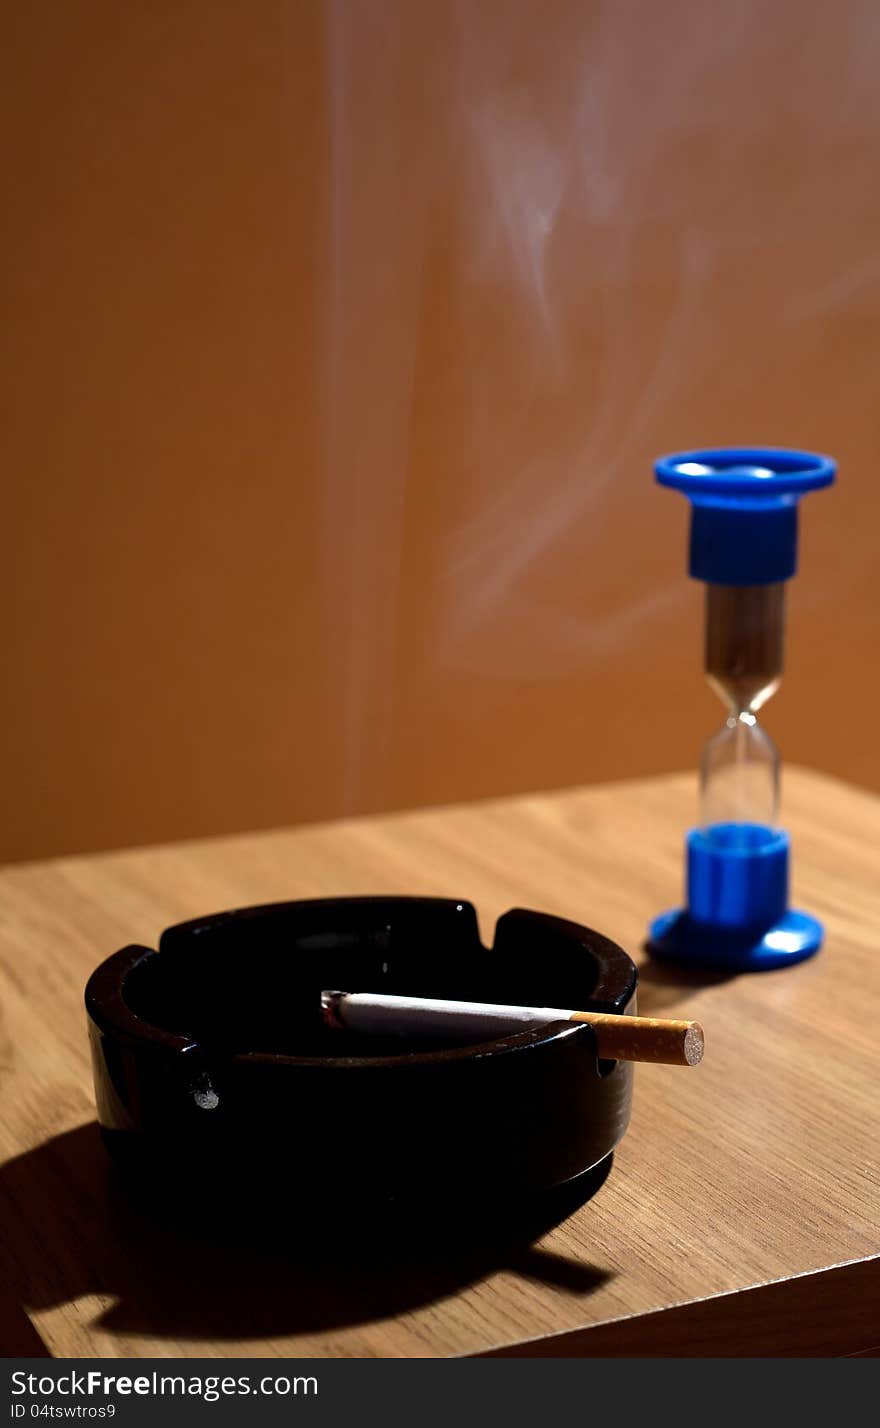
701, 580, 782, 840
705, 583, 784, 715
700, 712, 779, 838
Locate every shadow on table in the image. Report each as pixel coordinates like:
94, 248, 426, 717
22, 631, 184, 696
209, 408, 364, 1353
0, 1124, 613, 1345
635, 953, 737, 1012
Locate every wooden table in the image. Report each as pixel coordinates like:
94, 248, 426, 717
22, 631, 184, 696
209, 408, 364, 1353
1, 768, 878, 1358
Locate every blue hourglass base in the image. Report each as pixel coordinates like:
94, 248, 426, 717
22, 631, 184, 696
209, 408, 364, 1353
647, 907, 824, 973
647, 823, 823, 972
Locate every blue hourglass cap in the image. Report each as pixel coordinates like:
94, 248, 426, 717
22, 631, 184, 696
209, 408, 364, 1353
648, 445, 836, 973
655, 446, 836, 585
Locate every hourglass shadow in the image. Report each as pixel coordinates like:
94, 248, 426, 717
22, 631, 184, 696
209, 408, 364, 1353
635, 952, 736, 1013
0, 1123, 614, 1348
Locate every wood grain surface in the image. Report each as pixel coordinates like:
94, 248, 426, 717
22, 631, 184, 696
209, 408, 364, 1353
0, 767, 878, 1358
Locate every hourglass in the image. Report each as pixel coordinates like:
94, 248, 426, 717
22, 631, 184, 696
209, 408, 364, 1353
648, 446, 836, 972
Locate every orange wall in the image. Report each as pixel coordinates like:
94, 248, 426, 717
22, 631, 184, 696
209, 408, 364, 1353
2, 0, 878, 863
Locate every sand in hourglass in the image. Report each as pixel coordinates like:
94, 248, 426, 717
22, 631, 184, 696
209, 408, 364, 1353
705, 583, 785, 714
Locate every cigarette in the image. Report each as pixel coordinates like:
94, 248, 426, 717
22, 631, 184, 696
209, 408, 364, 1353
321, 990, 704, 1067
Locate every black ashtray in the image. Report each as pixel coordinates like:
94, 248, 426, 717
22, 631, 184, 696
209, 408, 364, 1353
85, 898, 637, 1218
